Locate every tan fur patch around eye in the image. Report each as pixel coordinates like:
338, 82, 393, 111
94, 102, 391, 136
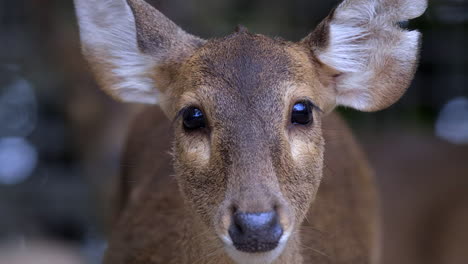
290, 136, 319, 163
177, 90, 213, 166
183, 137, 211, 166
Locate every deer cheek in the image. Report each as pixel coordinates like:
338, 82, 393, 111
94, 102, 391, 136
282, 135, 325, 220
174, 143, 227, 224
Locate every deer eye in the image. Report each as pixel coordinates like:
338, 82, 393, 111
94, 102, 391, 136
291, 101, 313, 125
183, 107, 206, 130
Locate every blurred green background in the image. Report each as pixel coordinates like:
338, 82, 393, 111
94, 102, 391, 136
0, 0, 467, 263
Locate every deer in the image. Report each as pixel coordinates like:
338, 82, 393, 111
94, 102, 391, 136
74, 0, 427, 263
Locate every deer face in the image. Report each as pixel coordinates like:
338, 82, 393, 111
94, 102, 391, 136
171, 33, 331, 259
74, 0, 427, 262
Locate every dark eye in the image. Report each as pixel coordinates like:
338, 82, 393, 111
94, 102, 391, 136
291, 101, 313, 125
183, 107, 206, 130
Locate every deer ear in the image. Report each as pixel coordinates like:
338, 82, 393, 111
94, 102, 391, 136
74, 0, 205, 104
302, 0, 427, 111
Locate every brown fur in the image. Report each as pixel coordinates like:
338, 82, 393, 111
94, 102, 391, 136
73, 0, 427, 263
104, 108, 377, 264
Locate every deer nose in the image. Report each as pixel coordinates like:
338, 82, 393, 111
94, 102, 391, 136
228, 211, 283, 253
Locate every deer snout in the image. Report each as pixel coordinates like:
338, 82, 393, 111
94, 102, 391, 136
228, 211, 283, 253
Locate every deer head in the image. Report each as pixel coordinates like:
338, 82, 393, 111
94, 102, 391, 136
75, 0, 427, 262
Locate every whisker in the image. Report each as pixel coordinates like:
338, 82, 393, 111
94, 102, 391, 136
300, 244, 330, 258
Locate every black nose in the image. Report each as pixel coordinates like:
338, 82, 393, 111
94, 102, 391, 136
228, 211, 283, 253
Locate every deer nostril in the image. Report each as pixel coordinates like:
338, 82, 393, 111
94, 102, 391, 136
228, 211, 283, 253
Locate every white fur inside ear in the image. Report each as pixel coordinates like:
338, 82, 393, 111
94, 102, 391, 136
334, 29, 421, 111
313, 0, 427, 111
75, 0, 158, 104
318, 0, 427, 76
317, 24, 370, 73
316, 0, 378, 74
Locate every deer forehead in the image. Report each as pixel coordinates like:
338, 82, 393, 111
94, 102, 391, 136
174, 32, 330, 117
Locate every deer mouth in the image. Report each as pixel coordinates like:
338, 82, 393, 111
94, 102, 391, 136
220, 230, 291, 264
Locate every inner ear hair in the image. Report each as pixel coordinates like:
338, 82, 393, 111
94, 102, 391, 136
74, 0, 205, 105
302, 0, 428, 112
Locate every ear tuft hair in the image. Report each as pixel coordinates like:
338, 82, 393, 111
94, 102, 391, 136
74, 0, 204, 104
303, 0, 428, 111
